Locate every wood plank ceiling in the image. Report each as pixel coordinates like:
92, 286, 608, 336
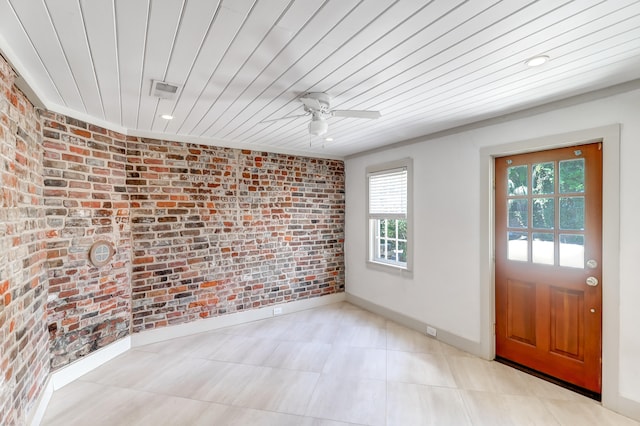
1, 0, 639, 157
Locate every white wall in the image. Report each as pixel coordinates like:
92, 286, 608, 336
344, 87, 640, 418
346, 133, 482, 342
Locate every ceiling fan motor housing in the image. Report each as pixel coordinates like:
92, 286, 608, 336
297, 92, 380, 136
301, 92, 332, 116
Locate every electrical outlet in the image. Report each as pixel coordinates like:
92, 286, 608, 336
273, 307, 283, 316
426, 326, 437, 337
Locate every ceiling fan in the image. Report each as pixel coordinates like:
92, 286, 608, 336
261, 92, 381, 137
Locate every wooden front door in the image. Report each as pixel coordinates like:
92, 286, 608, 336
495, 143, 603, 393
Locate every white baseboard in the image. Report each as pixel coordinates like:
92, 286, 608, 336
25, 291, 640, 423
604, 393, 640, 423
345, 292, 484, 358
28, 293, 346, 425
29, 336, 131, 426
132, 293, 346, 347
346, 293, 640, 422
51, 337, 132, 390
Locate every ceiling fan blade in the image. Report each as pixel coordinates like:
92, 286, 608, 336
332, 109, 381, 119
259, 114, 308, 124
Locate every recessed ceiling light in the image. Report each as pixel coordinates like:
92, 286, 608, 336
160, 114, 174, 120
324, 137, 334, 142
525, 55, 549, 67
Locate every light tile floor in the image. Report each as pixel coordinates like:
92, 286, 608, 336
42, 302, 639, 425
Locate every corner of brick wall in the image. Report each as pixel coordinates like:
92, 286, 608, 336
41, 113, 133, 369
40, 116, 345, 362
1, 52, 345, 421
127, 142, 345, 331
0, 55, 49, 426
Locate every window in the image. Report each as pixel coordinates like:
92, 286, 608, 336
367, 159, 412, 270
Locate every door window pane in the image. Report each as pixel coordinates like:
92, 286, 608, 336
508, 232, 528, 262
532, 233, 554, 265
508, 199, 528, 228
532, 198, 554, 229
508, 165, 528, 195
560, 234, 585, 268
560, 197, 585, 230
532, 162, 554, 195
559, 159, 585, 193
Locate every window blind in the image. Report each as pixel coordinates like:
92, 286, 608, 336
368, 167, 407, 219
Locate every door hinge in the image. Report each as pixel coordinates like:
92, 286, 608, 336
493, 323, 496, 335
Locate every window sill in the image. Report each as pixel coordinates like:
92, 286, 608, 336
366, 260, 413, 277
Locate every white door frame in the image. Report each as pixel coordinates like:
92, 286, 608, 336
478, 124, 621, 409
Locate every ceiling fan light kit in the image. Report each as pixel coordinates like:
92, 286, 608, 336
309, 116, 329, 136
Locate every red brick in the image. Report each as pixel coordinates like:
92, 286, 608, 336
71, 128, 92, 138
43, 140, 67, 151
69, 146, 90, 156
168, 285, 188, 294
1, 56, 52, 426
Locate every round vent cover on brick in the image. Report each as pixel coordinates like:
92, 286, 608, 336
88, 240, 114, 267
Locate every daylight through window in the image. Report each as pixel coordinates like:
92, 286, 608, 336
367, 161, 411, 270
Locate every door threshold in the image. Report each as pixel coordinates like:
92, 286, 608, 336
494, 356, 601, 402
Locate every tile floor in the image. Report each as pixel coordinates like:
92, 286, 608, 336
41, 302, 639, 425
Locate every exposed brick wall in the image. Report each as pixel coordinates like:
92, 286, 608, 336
1, 57, 344, 423
127, 140, 344, 331
41, 116, 344, 355
41, 113, 132, 369
0, 56, 49, 426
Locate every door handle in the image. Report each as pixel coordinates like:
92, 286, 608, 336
586, 276, 599, 287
